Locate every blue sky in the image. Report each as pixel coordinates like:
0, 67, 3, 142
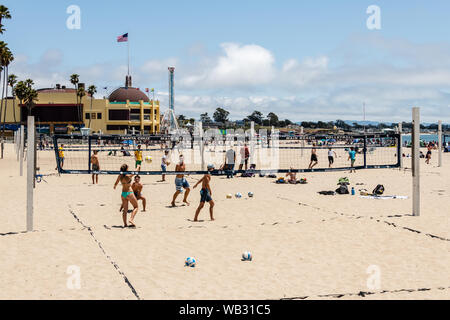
3, 0, 450, 122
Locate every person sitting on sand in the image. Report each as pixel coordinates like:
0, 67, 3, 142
308, 143, 318, 169
193, 164, 215, 222
91, 150, 100, 184
114, 164, 138, 227
171, 155, 190, 207
286, 168, 297, 184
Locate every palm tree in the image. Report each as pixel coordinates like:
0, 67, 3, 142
77, 86, 86, 127
8, 74, 17, 122
0, 5, 11, 34
70, 74, 81, 122
0, 44, 13, 139
87, 85, 97, 128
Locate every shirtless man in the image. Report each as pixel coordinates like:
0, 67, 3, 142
193, 164, 215, 222
132, 175, 146, 211
114, 164, 138, 227
308, 143, 318, 169
161, 150, 171, 182
91, 150, 100, 184
171, 155, 190, 207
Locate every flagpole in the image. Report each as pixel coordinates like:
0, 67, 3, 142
127, 35, 130, 76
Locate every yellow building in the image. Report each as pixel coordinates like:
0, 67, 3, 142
2, 76, 160, 135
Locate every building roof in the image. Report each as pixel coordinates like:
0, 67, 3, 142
108, 87, 150, 103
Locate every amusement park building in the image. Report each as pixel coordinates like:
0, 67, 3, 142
1, 77, 160, 135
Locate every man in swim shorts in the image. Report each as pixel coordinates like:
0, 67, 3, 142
171, 155, 191, 207
193, 164, 215, 222
91, 150, 100, 184
308, 143, 318, 169
134, 144, 143, 171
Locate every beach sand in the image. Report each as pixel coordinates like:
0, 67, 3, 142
0, 143, 449, 300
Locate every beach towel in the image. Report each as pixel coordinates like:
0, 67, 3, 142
359, 195, 408, 200
318, 191, 336, 195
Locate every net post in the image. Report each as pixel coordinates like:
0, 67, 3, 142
398, 123, 403, 168
300, 126, 304, 157
88, 135, 92, 174
53, 134, 62, 174
20, 125, 24, 176
250, 121, 255, 165
363, 134, 367, 168
412, 107, 420, 217
199, 122, 204, 171
27, 116, 35, 231
438, 120, 442, 167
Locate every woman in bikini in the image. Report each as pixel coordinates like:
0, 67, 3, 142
114, 164, 139, 227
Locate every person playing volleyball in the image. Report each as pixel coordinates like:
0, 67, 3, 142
308, 143, 318, 169
114, 164, 139, 227
171, 155, 191, 207
91, 150, 100, 184
193, 164, 215, 222
132, 175, 147, 212
134, 145, 143, 171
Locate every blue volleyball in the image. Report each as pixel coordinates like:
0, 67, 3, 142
242, 251, 252, 261
185, 257, 196, 267
235, 192, 242, 198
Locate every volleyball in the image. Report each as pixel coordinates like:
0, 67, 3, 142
248, 192, 254, 198
226, 194, 232, 199
242, 252, 252, 261
145, 156, 152, 163
185, 257, 196, 267
235, 192, 242, 198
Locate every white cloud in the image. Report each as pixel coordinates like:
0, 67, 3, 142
179, 43, 276, 89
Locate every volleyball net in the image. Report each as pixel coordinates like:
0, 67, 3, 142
53, 130, 401, 175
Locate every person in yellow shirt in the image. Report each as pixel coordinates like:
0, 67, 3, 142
134, 144, 143, 171
56, 144, 65, 170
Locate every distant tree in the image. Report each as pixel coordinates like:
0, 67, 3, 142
87, 85, 97, 128
200, 112, 212, 123
267, 112, 279, 127
177, 114, 186, 121
213, 107, 229, 123
247, 110, 263, 125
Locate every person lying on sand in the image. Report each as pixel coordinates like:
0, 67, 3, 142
193, 164, 215, 222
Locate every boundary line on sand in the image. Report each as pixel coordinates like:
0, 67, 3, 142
276, 197, 450, 243
68, 206, 141, 300
281, 285, 450, 300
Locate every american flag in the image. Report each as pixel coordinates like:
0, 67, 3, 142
117, 33, 128, 42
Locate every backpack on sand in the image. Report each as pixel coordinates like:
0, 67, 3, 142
372, 184, 385, 195
336, 184, 349, 194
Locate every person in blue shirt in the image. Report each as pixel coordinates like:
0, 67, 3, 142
348, 147, 356, 173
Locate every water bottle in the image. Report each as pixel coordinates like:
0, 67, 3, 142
351, 187, 355, 196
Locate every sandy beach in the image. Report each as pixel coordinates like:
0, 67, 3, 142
0, 143, 449, 300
